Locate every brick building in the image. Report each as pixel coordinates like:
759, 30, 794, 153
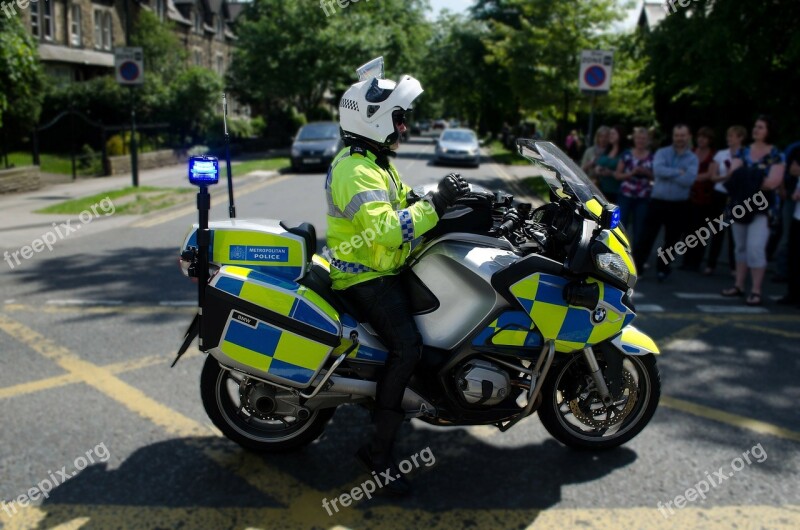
15, 0, 245, 83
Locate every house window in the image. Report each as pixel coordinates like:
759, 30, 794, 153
216, 16, 223, 41
71, 5, 82, 47
94, 9, 113, 51
103, 12, 113, 50
41, 1, 55, 41
194, 50, 203, 66
216, 54, 224, 74
31, 4, 39, 37
94, 10, 102, 49
194, 11, 202, 34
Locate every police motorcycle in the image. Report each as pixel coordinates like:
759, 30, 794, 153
174, 116, 661, 452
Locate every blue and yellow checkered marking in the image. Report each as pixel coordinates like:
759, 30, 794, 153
212, 266, 341, 336
472, 311, 543, 349
220, 319, 330, 385
509, 273, 635, 353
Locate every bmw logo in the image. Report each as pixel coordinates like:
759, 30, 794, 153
592, 307, 607, 323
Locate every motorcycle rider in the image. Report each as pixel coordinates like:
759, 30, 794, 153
326, 71, 469, 495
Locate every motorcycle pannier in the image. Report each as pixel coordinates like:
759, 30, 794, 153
202, 265, 342, 388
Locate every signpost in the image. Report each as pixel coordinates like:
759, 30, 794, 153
114, 47, 144, 186
579, 50, 614, 146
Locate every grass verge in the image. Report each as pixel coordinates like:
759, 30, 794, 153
232, 157, 290, 176
7, 152, 78, 175
36, 186, 195, 215
487, 141, 529, 166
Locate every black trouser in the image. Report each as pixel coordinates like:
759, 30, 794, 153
633, 198, 689, 274
341, 272, 422, 455
706, 191, 735, 271
788, 219, 800, 301
682, 200, 717, 270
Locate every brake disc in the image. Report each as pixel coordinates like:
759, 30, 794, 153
569, 370, 638, 430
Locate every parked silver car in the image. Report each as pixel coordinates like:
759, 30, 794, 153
434, 128, 481, 168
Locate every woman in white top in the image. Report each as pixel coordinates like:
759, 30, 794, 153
706, 125, 747, 275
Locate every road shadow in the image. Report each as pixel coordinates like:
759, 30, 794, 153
7, 246, 195, 324
31, 406, 637, 529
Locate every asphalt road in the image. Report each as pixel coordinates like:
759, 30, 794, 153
1, 137, 798, 529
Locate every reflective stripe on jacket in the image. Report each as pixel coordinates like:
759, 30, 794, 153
325, 146, 439, 290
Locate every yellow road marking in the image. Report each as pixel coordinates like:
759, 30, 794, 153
661, 396, 800, 443
0, 373, 80, 400
732, 322, 800, 339
2, 503, 799, 530
131, 175, 289, 228
0, 350, 202, 400
0, 314, 207, 436
0, 313, 320, 509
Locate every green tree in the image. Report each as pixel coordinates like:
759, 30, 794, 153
167, 67, 224, 143
643, 0, 800, 142
0, 14, 44, 140
477, 0, 621, 137
229, 0, 431, 124
422, 13, 515, 132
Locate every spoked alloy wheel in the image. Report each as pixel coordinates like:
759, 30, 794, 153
200, 356, 334, 452
538, 351, 660, 450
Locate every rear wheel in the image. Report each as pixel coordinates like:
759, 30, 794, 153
200, 356, 334, 452
538, 351, 660, 450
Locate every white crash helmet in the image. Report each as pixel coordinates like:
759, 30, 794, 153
339, 58, 423, 146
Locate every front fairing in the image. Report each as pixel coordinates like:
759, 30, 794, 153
516, 139, 636, 285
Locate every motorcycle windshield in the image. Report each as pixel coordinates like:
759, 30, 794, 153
516, 139, 608, 210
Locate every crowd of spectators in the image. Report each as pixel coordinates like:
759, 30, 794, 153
575, 117, 800, 309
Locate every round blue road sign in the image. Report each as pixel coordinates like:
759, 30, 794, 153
584, 65, 606, 88
120, 61, 140, 82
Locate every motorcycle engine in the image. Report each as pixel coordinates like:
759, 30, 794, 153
456, 359, 511, 406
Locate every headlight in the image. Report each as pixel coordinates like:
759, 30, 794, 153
595, 253, 630, 284
291, 147, 301, 158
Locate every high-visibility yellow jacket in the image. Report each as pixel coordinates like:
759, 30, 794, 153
325, 145, 440, 290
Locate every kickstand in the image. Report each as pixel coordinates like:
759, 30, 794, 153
171, 314, 199, 367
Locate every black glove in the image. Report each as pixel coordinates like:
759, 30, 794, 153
430, 173, 470, 216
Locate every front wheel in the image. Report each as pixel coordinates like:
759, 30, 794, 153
200, 356, 334, 452
538, 351, 660, 450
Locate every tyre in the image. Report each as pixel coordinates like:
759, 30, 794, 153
538, 351, 660, 450
200, 356, 335, 452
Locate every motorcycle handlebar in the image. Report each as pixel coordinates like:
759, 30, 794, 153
498, 218, 519, 237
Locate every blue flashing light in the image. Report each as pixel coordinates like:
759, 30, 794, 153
609, 206, 621, 229
188, 156, 219, 186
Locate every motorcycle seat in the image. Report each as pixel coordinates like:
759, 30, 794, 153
280, 221, 317, 258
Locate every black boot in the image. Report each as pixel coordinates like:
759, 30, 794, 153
356, 409, 411, 496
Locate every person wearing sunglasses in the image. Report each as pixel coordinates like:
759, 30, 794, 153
325, 68, 469, 495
